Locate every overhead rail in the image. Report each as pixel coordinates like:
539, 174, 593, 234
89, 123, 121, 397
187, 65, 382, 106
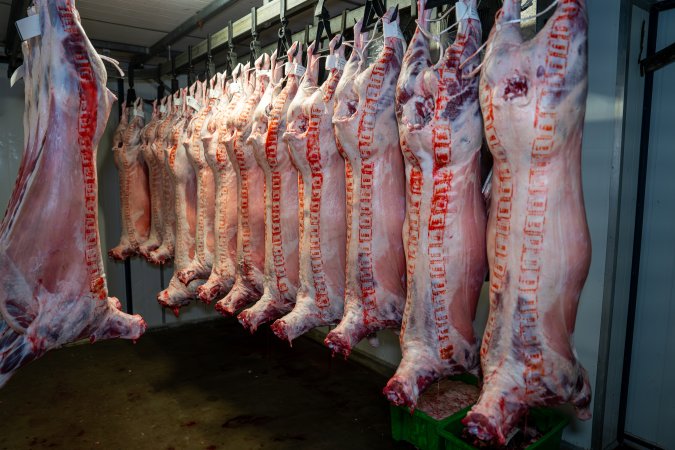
134, 0, 415, 79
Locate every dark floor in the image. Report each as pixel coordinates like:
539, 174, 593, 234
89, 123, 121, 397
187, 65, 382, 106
0, 319, 414, 450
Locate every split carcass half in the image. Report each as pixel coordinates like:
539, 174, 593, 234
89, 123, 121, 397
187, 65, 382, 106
148, 94, 178, 264
198, 69, 242, 304
0, 0, 146, 388
383, 0, 486, 410
271, 37, 347, 342
138, 99, 166, 260
176, 78, 219, 286
109, 97, 151, 260
157, 85, 204, 315
215, 56, 270, 316
112, 99, 128, 151
327, 10, 407, 357
463, 0, 592, 444
239, 48, 301, 333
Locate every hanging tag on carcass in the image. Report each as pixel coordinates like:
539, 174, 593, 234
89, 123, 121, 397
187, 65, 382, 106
383, 20, 404, 41
229, 82, 241, 94
133, 108, 145, 118
257, 69, 271, 78
209, 88, 222, 99
336, 56, 347, 71
186, 95, 202, 111
15, 14, 41, 41
159, 105, 168, 114
10, 65, 25, 87
174, 98, 183, 106
325, 55, 337, 70
293, 64, 306, 77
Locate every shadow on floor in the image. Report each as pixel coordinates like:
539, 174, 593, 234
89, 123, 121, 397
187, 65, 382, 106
0, 318, 415, 450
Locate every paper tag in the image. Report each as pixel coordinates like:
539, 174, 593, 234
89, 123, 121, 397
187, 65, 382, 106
456, 1, 480, 22
383, 20, 404, 40
10, 65, 24, 87
229, 82, 241, 94
209, 89, 222, 99
186, 95, 202, 111
325, 55, 336, 70
257, 69, 271, 77
133, 109, 144, 118
285, 63, 294, 76
159, 105, 168, 114
293, 64, 306, 77
16, 14, 41, 41
174, 98, 183, 106
336, 56, 347, 71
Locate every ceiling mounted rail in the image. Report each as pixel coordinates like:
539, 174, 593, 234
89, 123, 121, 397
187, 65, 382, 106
133, 0, 414, 79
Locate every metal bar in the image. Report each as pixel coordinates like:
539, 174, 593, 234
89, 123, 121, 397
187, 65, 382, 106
4, 0, 31, 76
640, 41, 675, 74
154, 0, 415, 77
653, 0, 675, 11
134, 0, 244, 65
616, 3, 658, 444
4, 0, 29, 55
256, 0, 413, 57
89, 39, 152, 56
115, 77, 134, 315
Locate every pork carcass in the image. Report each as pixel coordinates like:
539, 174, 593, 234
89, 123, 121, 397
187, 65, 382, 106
198, 70, 242, 304
463, 0, 592, 444
138, 99, 166, 260
112, 100, 128, 151
148, 94, 178, 264
239, 49, 300, 332
157, 85, 203, 314
176, 78, 219, 285
383, 0, 486, 410
215, 56, 270, 316
327, 10, 407, 356
0, 0, 146, 388
109, 97, 151, 260
271, 38, 347, 342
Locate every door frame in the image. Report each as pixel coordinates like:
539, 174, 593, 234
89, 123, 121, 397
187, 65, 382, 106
617, 1, 675, 449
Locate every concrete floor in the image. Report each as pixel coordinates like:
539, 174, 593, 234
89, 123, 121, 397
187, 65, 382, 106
0, 318, 414, 450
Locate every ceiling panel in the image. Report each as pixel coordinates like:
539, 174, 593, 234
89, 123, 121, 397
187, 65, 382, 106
81, 18, 167, 47
77, 0, 214, 33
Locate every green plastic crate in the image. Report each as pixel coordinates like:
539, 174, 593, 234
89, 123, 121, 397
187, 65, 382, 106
391, 405, 464, 450
390, 374, 480, 450
438, 407, 569, 450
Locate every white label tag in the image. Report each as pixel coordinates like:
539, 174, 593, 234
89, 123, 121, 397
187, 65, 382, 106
229, 82, 241, 94
186, 95, 202, 111
336, 56, 347, 71
133, 109, 144, 118
209, 89, 222, 99
293, 64, 306, 77
174, 98, 183, 106
325, 55, 337, 70
383, 20, 404, 40
456, 1, 480, 22
159, 105, 168, 114
10, 65, 24, 87
257, 69, 271, 77
285, 63, 294, 76
16, 14, 41, 41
